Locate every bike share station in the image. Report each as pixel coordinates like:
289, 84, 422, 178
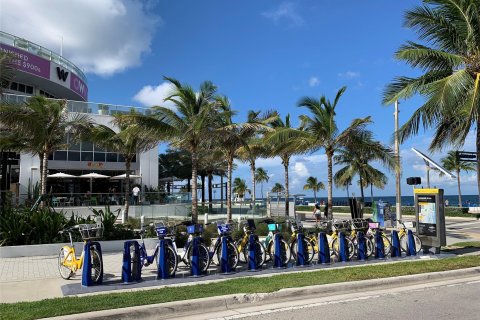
61, 192, 450, 297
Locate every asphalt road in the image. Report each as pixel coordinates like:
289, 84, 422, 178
179, 276, 480, 320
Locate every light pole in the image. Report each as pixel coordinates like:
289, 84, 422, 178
394, 99, 402, 221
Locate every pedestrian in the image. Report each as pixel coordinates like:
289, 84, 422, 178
132, 185, 140, 205
313, 202, 321, 226
324, 202, 328, 219
445, 199, 449, 207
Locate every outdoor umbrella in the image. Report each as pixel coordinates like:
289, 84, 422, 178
110, 174, 142, 180
47, 172, 77, 178
79, 173, 110, 192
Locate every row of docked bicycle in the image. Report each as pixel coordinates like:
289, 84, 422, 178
57, 217, 422, 286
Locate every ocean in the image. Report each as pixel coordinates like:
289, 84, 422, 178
294, 194, 480, 207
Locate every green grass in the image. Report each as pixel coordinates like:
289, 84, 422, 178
444, 241, 480, 250
1, 255, 479, 320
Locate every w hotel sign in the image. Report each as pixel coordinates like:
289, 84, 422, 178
0, 43, 88, 101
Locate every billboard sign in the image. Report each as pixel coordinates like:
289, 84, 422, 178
0, 43, 50, 79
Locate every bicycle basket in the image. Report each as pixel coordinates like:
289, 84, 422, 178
187, 224, 203, 234
353, 219, 369, 231
333, 220, 349, 231
217, 223, 231, 235
267, 223, 281, 232
368, 222, 379, 229
78, 224, 103, 240
155, 224, 168, 237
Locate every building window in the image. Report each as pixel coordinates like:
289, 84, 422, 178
8, 81, 33, 95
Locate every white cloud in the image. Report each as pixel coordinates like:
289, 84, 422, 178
338, 71, 360, 79
293, 162, 310, 178
262, 2, 304, 27
1, 0, 160, 76
308, 76, 319, 87
133, 82, 176, 108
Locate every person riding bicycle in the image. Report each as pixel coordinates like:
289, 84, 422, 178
313, 202, 321, 225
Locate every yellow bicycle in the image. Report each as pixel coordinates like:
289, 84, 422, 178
235, 219, 267, 266
308, 220, 355, 259
397, 220, 422, 254
287, 219, 315, 263
58, 223, 103, 281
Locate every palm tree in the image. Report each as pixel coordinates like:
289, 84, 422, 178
215, 100, 273, 222
0, 96, 91, 203
334, 130, 395, 201
298, 87, 373, 218
271, 183, 284, 207
266, 114, 308, 216
236, 111, 277, 209
129, 76, 219, 223
233, 177, 251, 200
383, 0, 480, 201
255, 167, 269, 200
361, 169, 388, 205
0, 51, 15, 94
303, 176, 325, 204
89, 111, 158, 221
440, 151, 476, 207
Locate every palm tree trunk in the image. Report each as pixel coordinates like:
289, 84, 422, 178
370, 184, 374, 205
227, 157, 233, 222
124, 160, 131, 222
191, 148, 198, 223
477, 118, 480, 204
313, 190, 317, 204
250, 161, 256, 212
250, 161, 256, 201
359, 175, 365, 201
457, 168, 462, 208
283, 158, 289, 217
327, 151, 333, 219
40, 150, 48, 208
208, 172, 213, 211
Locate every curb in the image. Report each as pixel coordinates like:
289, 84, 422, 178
43, 266, 480, 320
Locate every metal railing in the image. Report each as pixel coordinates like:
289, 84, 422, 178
0, 31, 87, 83
1, 93, 153, 116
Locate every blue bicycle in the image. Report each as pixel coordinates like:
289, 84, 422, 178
133, 222, 178, 277
207, 221, 239, 269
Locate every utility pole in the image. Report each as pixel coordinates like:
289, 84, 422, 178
394, 99, 402, 221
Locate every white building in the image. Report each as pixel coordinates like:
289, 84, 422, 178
1, 31, 158, 202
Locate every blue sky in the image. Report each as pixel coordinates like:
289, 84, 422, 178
1, 0, 477, 198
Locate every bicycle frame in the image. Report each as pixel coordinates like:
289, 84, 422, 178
59, 231, 86, 272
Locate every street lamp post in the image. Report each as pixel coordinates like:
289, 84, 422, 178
394, 99, 402, 221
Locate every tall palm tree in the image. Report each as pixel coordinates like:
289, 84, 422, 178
361, 169, 388, 205
215, 100, 273, 222
236, 110, 277, 209
334, 130, 395, 201
265, 114, 308, 216
303, 176, 325, 204
255, 167, 269, 200
298, 87, 373, 218
383, 0, 480, 201
89, 111, 158, 221
129, 76, 219, 223
440, 151, 476, 207
0, 96, 91, 202
233, 177, 251, 200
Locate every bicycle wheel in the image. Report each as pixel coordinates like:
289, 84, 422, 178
400, 234, 422, 253
165, 245, 178, 276
291, 238, 315, 263
187, 243, 211, 273
58, 247, 74, 280
331, 237, 355, 260
90, 247, 103, 283
268, 238, 291, 264
216, 241, 239, 270
365, 237, 375, 257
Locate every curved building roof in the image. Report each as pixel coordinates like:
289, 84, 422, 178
0, 31, 88, 101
